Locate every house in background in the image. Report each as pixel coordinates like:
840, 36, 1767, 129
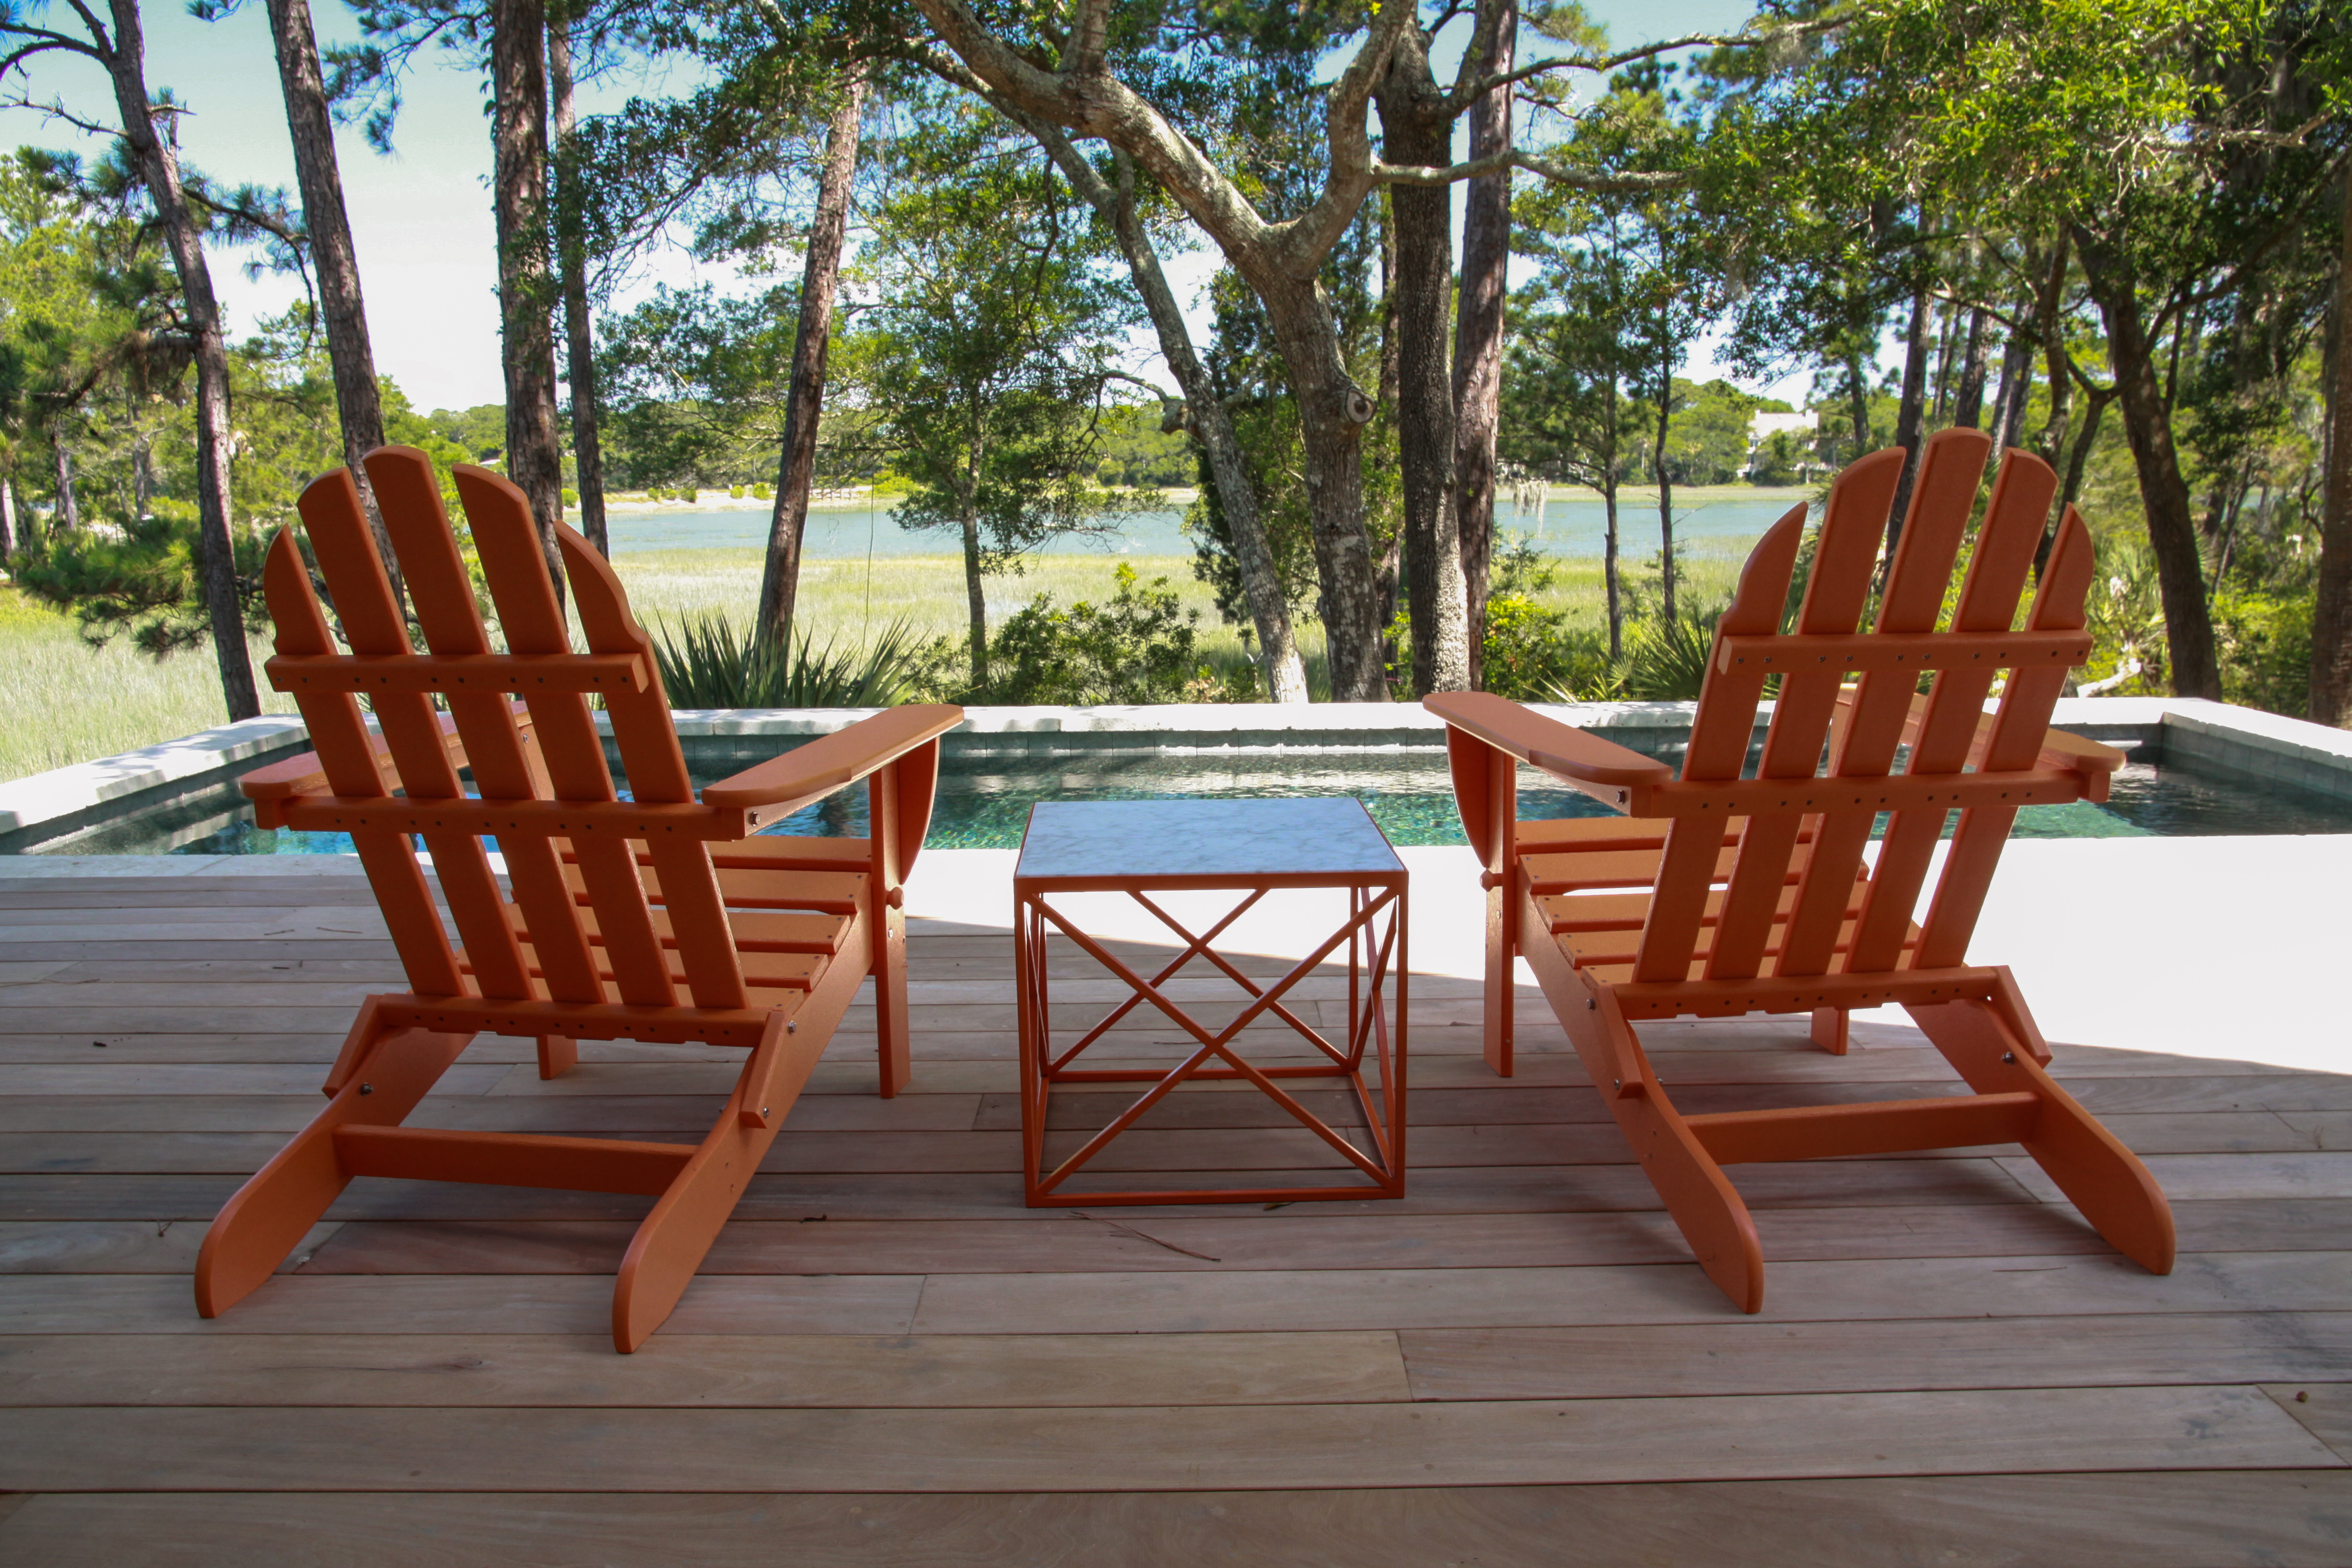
1745, 408, 1824, 483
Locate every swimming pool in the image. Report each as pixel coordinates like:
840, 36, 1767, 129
25, 744, 2352, 858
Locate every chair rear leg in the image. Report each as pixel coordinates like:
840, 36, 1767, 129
1809, 1006, 1850, 1055
1909, 998, 2175, 1274
195, 1028, 474, 1317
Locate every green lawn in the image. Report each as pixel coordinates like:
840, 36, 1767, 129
0, 540, 1756, 782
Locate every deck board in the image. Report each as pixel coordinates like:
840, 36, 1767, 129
0, 868, 2345, 1563
5, 1477, 2352, 1568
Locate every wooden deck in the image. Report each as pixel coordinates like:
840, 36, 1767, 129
1, 867, 2348, 1564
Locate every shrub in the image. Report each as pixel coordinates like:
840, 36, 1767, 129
978, 564, 1206, 704
650, 613, 931, 708
730, 485, 746, 499
1615, 609, 1722, 701
2213, 585, 2312, 717
1483, 593, 1616, 700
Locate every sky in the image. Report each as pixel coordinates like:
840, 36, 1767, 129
5, 0, 1779, 414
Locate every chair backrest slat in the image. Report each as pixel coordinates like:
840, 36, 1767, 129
558, 531, 747, 1011
1704, 453, 1905, 980
393, 460, 604, 1007
262, 503, 463, 997
1912, 505, 2097, 966
1846, 448, 2058, 972
1776, 429, 1989, 977
1630, 501, 1807, 982
299, 464, 530, 1000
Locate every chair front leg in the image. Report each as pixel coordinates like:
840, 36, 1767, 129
867, 758, 912, 1098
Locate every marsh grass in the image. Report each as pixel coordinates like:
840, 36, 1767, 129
0, 587, 297, 781
0, 539, 1755, 780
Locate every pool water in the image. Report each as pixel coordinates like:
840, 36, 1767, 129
27, 747, 2352, 857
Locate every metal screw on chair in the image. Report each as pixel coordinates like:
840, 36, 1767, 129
358, 1084, 373, 1095
2001, 1053, 2016, 1064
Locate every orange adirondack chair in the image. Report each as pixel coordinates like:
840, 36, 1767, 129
1429, 430, 2174, 1312
194, 446, 960, 1350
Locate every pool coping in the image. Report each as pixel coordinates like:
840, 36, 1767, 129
0, 694, 2338, 855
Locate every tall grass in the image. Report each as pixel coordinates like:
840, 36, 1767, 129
0, 588, 296, 781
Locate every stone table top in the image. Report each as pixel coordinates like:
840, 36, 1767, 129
1014, 798, 1405, 883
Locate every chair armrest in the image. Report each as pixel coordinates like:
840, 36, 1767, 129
240, 703, 537, 827
702, 703, 964, 813
1424, 692, 1672, 810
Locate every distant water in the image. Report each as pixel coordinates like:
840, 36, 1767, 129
599, 493, 1808, 560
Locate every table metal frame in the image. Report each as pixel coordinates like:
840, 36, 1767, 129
1013, 859, 1407, 1207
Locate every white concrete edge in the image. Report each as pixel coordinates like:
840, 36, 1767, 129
0, 715, 311, 835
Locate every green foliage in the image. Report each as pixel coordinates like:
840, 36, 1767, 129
1616, 609, 1723, 701
973, 564, 1206, 705
10, 504, 270, 656
2212, 585, 2313, 716
1484, 592, 1616, 700
648, 612, 931, 708
1092, 404, 1194, 489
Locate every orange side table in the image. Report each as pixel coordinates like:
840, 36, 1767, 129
1012, 797, 1408, 1206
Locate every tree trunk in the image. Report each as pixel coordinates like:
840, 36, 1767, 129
1451, 0, 1513, 690
1655, 355, 1676, 621
2034, 240, 2074, 471
757, 64, 863, 652
1603, 477, 1622, 662
1087, 145, 1305, 701
267, 0, 397, 604
1006, 107, 1307, 699
103, 0, 256, 717
547, 19, 608, 559
1931, 293, 1959, 423
0, 474, 16, 556
960, 501, 988, 689
1375, 194, 1403, 661
2060, 384, 2111, 513
1992, 308, 2034, 451
1951, 306, 1991, 428
1846, 353, 1869, 459
1375, 28, 1470, 697
1886, 281, 1932, 561
2311, 160, 2352, 726
490, 0, 566, 599
2077, 227, 2221, 701
51, 441, 79, 533
1259, 269, 1385, 700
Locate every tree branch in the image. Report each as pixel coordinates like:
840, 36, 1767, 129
1372, 147, 1685, 192
1473, 12, 1850, 103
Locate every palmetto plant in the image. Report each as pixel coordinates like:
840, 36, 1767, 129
650, 613, 930, 709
